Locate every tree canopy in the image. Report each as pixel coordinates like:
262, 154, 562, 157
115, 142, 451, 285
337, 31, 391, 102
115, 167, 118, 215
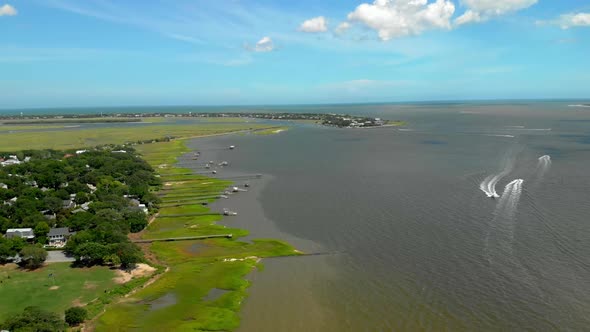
0, 146, 161, 267
0, 306, 66, 332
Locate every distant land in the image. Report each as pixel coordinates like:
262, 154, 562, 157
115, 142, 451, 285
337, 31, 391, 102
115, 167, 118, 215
1, 99, 590, 115
0, 112, 403, 129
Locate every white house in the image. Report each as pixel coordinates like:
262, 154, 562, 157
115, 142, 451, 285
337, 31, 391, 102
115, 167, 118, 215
5, 228, 35, 240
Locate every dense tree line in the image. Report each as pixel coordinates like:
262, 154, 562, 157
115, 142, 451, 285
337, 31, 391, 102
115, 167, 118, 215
0, 146, 161, 267
0, 306, 87, 331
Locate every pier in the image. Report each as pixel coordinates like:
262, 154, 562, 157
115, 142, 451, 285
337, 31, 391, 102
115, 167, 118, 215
131, 234, 233, 243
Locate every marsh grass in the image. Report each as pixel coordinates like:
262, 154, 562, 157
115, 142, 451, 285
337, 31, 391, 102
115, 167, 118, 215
96, 138, 299, 331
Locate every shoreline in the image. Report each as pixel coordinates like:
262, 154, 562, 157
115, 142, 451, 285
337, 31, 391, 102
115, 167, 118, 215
181, 130, 343, 332
95, 128, 302, 331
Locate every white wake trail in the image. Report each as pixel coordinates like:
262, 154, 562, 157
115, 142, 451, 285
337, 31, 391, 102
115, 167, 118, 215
479, 167, 513, 198
531, 155, 551, 188
537, 155, 551, 175
485, 179, 541, 294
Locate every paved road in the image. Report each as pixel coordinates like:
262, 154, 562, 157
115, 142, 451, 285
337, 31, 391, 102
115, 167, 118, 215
46, 250, 75, 263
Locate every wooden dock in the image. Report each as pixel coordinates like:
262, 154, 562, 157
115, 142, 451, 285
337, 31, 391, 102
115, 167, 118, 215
132, 234, 233, 243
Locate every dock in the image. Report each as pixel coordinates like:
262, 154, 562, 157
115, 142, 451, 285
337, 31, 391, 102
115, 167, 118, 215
132, 234, 233, 243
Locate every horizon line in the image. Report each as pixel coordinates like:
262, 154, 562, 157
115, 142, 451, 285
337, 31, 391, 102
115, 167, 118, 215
1, 97, 589, 113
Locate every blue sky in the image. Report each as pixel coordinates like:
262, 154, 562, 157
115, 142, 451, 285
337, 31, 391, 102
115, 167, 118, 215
1, 0, 589, 108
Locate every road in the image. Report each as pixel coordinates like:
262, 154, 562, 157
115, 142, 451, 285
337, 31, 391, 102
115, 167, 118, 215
46, 250, 75, 263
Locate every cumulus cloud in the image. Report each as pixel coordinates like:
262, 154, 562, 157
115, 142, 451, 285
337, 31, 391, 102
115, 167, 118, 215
346, 0, 455, 41
251, 36, 275, 52
539, 12, 590, 29
298, 16, 328, 33
0, 4, 17, 16
455, 0, 537, 26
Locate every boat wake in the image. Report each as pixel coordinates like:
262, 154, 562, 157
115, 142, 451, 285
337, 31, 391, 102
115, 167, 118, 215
483, 134, 515, 138
484, 179, 541, 292
484, 180, 524, 262
479, 168, 513, 198
537, 155, 551, 174
494, 179, 524, 221
530, 155, 552, 188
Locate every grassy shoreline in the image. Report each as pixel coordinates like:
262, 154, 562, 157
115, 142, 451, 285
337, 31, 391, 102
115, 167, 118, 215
94, 135, 299, 331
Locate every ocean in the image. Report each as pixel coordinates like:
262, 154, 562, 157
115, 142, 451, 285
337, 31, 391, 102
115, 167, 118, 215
181, 101, 590, 331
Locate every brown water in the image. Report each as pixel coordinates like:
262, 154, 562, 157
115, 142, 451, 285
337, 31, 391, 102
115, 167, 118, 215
185, 101, 590, 331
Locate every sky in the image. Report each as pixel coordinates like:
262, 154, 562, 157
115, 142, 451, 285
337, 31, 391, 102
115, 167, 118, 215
1, 0, 590, 109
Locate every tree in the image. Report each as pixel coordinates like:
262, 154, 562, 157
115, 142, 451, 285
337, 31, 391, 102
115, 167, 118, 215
64, 307, 87, 327
125, 210, 148, 233
0, 306, 66, 332
74, 191, 89, 204
0, 238, 15, 263
9, 237, 26, 252
18, 245, 48, 269
75, 242, 108, 266
34, 221, 50, 238
103, 253, 121, 266
34, 221, 51, 245
110, 242, 143, 268
43, 196, 63, 214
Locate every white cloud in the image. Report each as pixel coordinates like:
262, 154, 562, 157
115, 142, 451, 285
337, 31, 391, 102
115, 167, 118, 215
298, 16, 328, 33
252, 36, 275, 52
335, 22, 351, 35
346, 0, 456, 41
455, 0, 537, 26
454, 10, 482, 25
0, 4, 17, 16
542, 12, 590, 29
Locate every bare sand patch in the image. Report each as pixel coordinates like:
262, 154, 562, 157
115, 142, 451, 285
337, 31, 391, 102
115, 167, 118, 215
113, 263, 156, 284
84, 281, 97, 289
71, 298, 84, 307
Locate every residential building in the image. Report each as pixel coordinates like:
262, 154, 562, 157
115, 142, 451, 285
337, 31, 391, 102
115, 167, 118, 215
47, 227, 75, 247
5, 228, 35, 240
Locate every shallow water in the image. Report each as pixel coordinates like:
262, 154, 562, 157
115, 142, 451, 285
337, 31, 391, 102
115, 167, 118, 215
185, 101, 590, 331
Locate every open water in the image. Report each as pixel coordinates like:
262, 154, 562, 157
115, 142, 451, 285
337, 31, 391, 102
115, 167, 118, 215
185, 101, 590, 331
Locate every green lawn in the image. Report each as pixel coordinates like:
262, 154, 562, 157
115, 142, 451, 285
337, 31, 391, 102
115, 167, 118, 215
0, 263, 117, 321
0, 123, 270, 151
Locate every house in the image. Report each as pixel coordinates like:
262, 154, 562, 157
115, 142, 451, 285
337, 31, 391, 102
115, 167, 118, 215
138, 204, 148, 214
62, 199, 75, 209
4, 197, 17, 206
80, 202, 91, 211
5, 228, 35, 240
0, 183, 7, 189
0, 156, 21, 167
87, 183, 97, 193
47, 227, 75, 247
76, 150, 87, 154
42, 210, 56, 220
